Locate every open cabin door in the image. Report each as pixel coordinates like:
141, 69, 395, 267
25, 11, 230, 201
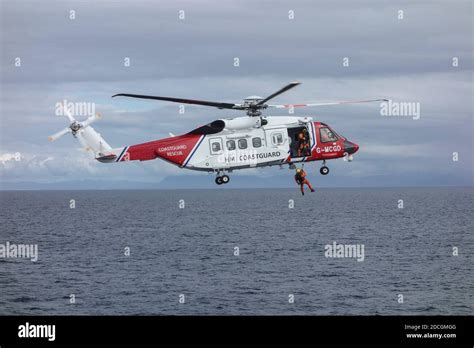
287, 124, 312, 158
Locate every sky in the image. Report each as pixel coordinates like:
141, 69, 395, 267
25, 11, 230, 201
0, 0, 472, 189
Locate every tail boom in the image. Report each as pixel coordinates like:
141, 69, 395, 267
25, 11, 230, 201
98, 134, 204, 167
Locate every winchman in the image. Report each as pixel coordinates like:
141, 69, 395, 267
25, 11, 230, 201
297, 128, 310, 157
294, 168, 315, 195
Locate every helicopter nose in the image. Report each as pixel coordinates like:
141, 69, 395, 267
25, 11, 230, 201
344, 140, 359, 154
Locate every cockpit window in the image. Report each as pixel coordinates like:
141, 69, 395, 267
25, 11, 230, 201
320, 127, 338, 142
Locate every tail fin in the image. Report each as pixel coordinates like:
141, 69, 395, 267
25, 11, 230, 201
76, 125, 113, 156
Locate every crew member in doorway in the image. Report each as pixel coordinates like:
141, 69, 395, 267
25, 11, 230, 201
295, 168, 315, 195
297, 128, 310, 157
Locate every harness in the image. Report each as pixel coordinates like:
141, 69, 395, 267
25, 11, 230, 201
295, 171, 305, 184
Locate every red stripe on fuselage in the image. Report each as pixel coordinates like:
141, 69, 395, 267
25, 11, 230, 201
124, 134, 202, 166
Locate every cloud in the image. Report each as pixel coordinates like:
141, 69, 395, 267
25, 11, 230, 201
0, 0, 472, 187
0, 152, 22, 164
362, 143, 436, 158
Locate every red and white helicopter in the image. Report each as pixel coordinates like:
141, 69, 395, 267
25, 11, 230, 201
49, 82, 386, 185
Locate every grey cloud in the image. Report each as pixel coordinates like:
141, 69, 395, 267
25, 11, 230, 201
0, 0, 472, 187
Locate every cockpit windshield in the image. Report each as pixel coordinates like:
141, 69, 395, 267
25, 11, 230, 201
319, 127, 338, 142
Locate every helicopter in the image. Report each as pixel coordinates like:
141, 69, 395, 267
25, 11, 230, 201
49, 82, 386, 185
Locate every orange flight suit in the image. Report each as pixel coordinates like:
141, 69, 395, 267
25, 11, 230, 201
295, 169, 314, 195
297, 131, 310, 157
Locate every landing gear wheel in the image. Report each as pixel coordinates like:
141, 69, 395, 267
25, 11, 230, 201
320, 166, 329, 175
215, 176, 223, 185
222, 175, 230, 184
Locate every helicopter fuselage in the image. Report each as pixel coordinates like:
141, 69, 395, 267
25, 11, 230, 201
101, 116, 359, 175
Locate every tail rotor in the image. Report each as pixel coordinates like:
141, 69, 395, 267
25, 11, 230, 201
48, 109, 112, 156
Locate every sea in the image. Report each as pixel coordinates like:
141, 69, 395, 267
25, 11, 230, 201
0, 187, 472, 315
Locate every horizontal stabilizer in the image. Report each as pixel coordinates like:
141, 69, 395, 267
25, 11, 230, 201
96, 154, 118, 163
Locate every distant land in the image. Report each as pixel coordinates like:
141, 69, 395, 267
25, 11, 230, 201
1, 172, 472, 190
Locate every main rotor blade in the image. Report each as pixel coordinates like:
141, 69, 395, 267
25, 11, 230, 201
112, 93, 241, 110
268, 98, 389, 108
256, 81, 301, 106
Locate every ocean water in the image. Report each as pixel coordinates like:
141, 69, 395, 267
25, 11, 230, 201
0, 187, 472, 315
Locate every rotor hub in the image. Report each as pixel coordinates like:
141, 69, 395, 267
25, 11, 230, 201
70, 121, 81, 133
243, 96, 268, 116
243, 95, 263, 103
246, 107, 263, 117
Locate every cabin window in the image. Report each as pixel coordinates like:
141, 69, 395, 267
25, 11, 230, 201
212, 142, 221, 152
238, 139, 247, 149
271, 132, 284, 145
320, 127, 338, 143
209, 138, 223, 154
252, 137, 262, 148
226, 140, 236, 151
